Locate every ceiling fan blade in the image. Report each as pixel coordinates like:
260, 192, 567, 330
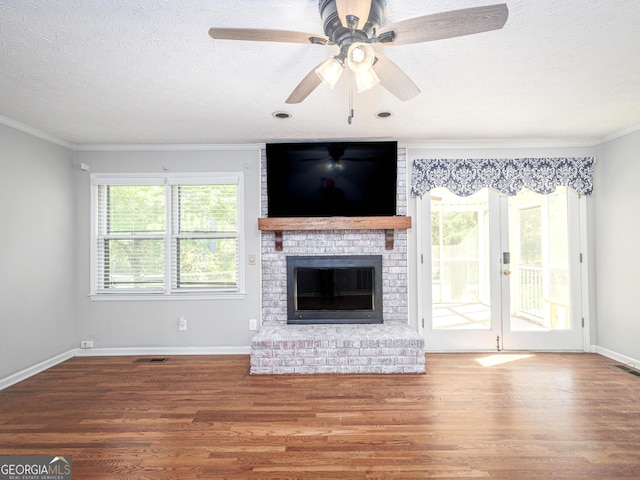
377, 3, 508, 46
285, 60, 327, 104
208, 28, 328, 45
372, 52, 420, 102
336, 0, 372, 29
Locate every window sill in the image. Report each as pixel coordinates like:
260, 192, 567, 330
89, 292, 247, 301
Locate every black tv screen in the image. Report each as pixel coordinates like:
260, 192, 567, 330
266, 141, 397, 217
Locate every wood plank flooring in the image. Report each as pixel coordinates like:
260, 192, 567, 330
1, 353, 640, 479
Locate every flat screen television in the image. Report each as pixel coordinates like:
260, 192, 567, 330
266, 141, 397, 217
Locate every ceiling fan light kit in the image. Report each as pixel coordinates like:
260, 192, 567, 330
353, 66, 380, 93
209, 0, 508, 120
315, 56, 345, 89
346, 42, 379, 92
347, 42, 375, 72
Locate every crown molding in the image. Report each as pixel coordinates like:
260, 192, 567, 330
599, 123, 640, 144
0, 114, 76, 150
74, 143, 264, 152
400, 138, 600, 150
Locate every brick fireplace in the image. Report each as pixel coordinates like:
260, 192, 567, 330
251, 148, 425, 374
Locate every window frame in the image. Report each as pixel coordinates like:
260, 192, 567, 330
90, 173, 245, 300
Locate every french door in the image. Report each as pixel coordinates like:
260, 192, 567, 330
420, 186, 586, 351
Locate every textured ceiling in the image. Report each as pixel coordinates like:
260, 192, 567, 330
1, 0, 639, 146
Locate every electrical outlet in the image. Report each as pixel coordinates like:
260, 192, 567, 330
179, 317, 187, 331
249, 318, 258, 331
80, 340, 94, 349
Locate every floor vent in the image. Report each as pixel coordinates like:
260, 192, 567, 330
135, 358, 168, 363
611, 364, 640, 377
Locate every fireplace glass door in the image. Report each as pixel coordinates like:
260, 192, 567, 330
296, 267, 374, 311
287, 255, 383, 324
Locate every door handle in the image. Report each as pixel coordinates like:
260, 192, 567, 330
502, 252, 511, 276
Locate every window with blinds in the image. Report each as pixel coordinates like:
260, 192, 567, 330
92, 174, 243, 296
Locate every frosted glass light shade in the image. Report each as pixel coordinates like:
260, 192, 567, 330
315, 57, 344, 89
354, 67, 380, 93
347, 42, 375, 73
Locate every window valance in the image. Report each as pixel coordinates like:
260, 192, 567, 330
410, 157, 595, 197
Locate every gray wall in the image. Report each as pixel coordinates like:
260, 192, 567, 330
593, 130, 640, 361
73, 148, 262, 350
0, 124, 76, 379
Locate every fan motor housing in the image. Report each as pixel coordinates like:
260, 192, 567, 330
319, 0, 386, 44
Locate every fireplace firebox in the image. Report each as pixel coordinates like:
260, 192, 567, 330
286, 255, 383, 324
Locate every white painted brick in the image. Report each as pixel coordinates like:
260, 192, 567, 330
274, 366, 296, 374
314, 366, 339, 374
252, 367, 274, 374
316, 348, 339, 358
348, 357, 371, 366
326, 357, 350, 366
294, 366, 317, 374
380, 365, 405, 374
281, 358, 304, 367
303, 357, 326, 366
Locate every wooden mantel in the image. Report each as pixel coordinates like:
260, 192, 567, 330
258, 216, 412, 251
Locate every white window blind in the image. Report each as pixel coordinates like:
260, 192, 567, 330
92, 174, 242, 296
171, 184, 239, 291
96, 184, 165, 291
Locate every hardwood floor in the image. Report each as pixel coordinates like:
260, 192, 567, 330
2, 353, 640, 479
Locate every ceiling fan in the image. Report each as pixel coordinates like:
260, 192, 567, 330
208, 0, 508, 106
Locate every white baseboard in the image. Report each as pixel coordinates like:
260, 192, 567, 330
1, 346, 251, 391
7, 345, 634, 391
73, 346, 251, 357
0, 350, 75, 391
593, 345, 640, 367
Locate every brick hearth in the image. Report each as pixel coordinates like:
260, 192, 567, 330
250, 324, 425, 374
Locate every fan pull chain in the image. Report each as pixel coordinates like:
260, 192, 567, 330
348, 68, 354, 124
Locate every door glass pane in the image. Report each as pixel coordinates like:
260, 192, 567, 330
431, 188, 491, 330
508, 187, 571, 331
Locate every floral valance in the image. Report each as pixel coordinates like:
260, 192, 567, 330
410, 157, 595, 197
